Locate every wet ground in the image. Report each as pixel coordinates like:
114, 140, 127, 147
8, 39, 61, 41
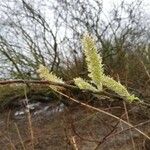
0, 99, 150, 150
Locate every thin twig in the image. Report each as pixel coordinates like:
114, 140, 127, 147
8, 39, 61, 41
70, 136, 79, 150
123, 101, 136, 150
107, 120, 150, 140
53, 89, 150, 140
14, 123, 26, 150
24, 85, 34, 150
0, 79, 150, 107
0, 79, 125, 98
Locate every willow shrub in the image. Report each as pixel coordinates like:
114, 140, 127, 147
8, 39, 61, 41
37, 34, 139, 103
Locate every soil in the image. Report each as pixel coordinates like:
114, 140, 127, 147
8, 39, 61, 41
0, 99, 150, 150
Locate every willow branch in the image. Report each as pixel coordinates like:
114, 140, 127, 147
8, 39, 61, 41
0, 80, 150, 108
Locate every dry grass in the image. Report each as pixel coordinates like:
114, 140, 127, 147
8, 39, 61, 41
0, 91, 149, 150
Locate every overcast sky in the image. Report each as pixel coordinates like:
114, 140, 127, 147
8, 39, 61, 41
103, 0, 150, 13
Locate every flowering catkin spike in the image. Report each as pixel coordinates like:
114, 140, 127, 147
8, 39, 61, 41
74, 77, 98, 92
37, 65, 64, 90
82, 34, 103, 90
101, 76, 139, 102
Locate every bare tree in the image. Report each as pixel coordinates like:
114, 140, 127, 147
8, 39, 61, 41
0, 0, 149, 81
53, 0, 149, 75
0, 0, 61, 79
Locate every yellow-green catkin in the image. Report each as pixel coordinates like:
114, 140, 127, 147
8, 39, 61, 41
37, 65, 64, 83
102, 76, 139, 102
74, 77, 98, 92
37, 65, 64, 90
82, 34, 103, 90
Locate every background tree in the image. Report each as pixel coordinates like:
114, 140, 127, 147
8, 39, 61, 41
0, 0, 149, 89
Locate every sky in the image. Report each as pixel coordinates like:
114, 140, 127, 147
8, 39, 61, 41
100, 0, 150, 27
102, 0, 150, 14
